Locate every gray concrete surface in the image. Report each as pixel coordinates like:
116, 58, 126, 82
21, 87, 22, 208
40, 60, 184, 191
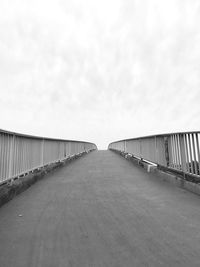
1, 150, 200, 267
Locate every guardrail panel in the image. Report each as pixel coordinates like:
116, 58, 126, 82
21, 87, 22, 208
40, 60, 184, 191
0, 129, 96, 183
108, 131, 200, 177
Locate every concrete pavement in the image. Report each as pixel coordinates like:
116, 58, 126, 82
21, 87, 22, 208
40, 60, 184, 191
0, 150, 200, 266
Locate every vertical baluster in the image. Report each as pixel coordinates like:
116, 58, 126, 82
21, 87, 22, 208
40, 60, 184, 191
183, 134, 189, 172
176, 135, 181, 170
169, 136, 174, 168
175, 135, 181, 170
168, 136, 172, 167
8, 135, 15, 178
2, 134, 6, 180
5, 134, 9, 179
196, 133, 200, 175
188, 134, 194, 174
172, 135, 177, 169
191, 133, 198, 175
179, 134, 187, 172
0, 134, 2, 181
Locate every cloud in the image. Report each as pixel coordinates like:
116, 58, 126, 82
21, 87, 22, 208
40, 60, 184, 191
0, 0, 200, 148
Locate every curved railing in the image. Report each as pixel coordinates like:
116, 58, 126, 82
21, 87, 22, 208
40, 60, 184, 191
0, 129, 97, 183
108, 131, 200, 177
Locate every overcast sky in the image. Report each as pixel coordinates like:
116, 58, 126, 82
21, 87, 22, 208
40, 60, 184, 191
0, 0, 200, 149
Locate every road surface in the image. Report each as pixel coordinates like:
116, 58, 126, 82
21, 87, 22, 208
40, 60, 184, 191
0, 150, 200, 266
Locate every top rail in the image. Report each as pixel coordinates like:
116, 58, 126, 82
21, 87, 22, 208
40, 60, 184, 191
108, 131, 200, 177
0, 129, 97, 183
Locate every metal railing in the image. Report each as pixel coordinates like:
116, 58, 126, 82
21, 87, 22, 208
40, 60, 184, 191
108, 131, 200, 177
0, 129, 97, 183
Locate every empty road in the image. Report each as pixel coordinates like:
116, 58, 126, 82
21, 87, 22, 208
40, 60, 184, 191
0, 150, 200, 266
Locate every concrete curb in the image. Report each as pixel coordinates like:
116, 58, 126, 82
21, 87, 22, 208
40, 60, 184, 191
110, 149, 157, 173
110, 149, 200, 197
154, 169, 200, 196
0, 150, 94, 208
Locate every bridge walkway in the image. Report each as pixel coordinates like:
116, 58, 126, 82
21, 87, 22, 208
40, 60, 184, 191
0, 150, 200, 266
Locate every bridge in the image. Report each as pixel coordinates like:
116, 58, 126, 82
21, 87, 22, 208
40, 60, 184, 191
0, 130, 200, 266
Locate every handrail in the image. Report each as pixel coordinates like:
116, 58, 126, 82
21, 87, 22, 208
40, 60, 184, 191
0, 129, 97, 183
108, 131, 200, 177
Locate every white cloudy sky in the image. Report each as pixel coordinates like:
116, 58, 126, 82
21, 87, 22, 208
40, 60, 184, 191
0, 0, 200, 149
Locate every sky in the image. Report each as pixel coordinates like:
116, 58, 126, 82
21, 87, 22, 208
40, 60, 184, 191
0, 0, 200, 149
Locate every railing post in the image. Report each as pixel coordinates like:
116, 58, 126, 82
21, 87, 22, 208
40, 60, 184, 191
41, 139, 44, 166
154, 136, 157, 163
124, 140, 127, 152
179, 134, 187, 172
8, 134, 15, 178
191, 134, 198, 175
164, 136, 169, 167
196, 133, 200, 175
